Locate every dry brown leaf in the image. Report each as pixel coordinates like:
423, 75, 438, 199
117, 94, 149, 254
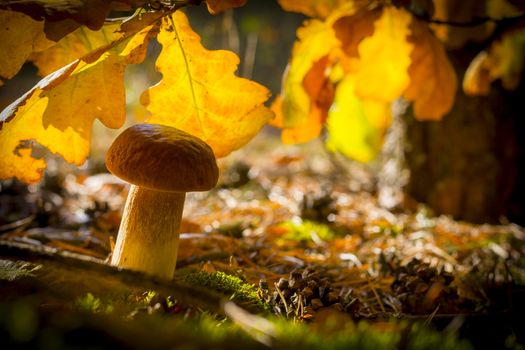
0, 0, 140, 31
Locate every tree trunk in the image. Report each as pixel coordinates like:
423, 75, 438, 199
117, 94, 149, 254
403, 48, 525, 224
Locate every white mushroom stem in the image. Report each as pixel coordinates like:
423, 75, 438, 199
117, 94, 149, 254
111, 184, 185, 280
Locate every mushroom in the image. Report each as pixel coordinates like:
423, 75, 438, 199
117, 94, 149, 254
106, 123, 218, 279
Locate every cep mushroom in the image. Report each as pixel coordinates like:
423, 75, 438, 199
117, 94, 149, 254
106, 124, 218, 279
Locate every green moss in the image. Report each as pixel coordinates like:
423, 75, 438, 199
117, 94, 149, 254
183, 271, 267, 310
0, 298, 473, 350
270, 319, 472, 350
74, 293, 113, 314
0, 260, 41, 282
279, 219, 339, 242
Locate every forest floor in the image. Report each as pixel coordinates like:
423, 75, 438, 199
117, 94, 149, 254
0, 131, 524, 349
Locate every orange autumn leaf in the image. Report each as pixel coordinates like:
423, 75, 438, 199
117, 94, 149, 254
463, 51, 492, 95
404, 18, 457, 121
279, 18, 340, 132
206, 0, 247, 14
0, 18, 158, 183
141, 12, 273, 158
333, 7, 382, 58
464, 27, 525, 95
276, 4, 366, 139
275, 4, 380, 144
273, 56, 334, 144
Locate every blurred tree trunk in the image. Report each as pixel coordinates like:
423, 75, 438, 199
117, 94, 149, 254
403, 47, 525, 224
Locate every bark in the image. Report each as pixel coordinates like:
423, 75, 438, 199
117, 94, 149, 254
403, 48, 525, 223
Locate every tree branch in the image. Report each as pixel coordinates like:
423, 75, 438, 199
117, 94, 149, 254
412, 12, 525, 28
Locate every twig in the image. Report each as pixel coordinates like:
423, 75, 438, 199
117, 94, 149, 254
412, 12, 525, 28
368, 277, 386, 314
274, 282, 290, 316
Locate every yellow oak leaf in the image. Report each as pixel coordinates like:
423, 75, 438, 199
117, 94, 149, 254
464, 27, 525, 95
354, 6, 412, 101
279, 18, 340, 131
140, 12, 273, 158
326, 76, 390, 162
277, 0, 370, 19
271, 57, 333, 145
404, 18, 457, 120
333, 7, 382, 59
277, 4, 365, 132
274, 5, 379, 144
30, 12, 165, 77
30, 22, 122, 77
206, 0, 247, 14
0, 19, 158, 183
0, 10, 55, 85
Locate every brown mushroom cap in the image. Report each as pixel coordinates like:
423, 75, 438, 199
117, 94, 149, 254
106, 124, 219, 192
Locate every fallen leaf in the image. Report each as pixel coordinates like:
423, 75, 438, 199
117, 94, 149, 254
0, 19, 158, 183
404, 18, 457, 120
206, 0, 247, 14
141, 12, 273, 158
